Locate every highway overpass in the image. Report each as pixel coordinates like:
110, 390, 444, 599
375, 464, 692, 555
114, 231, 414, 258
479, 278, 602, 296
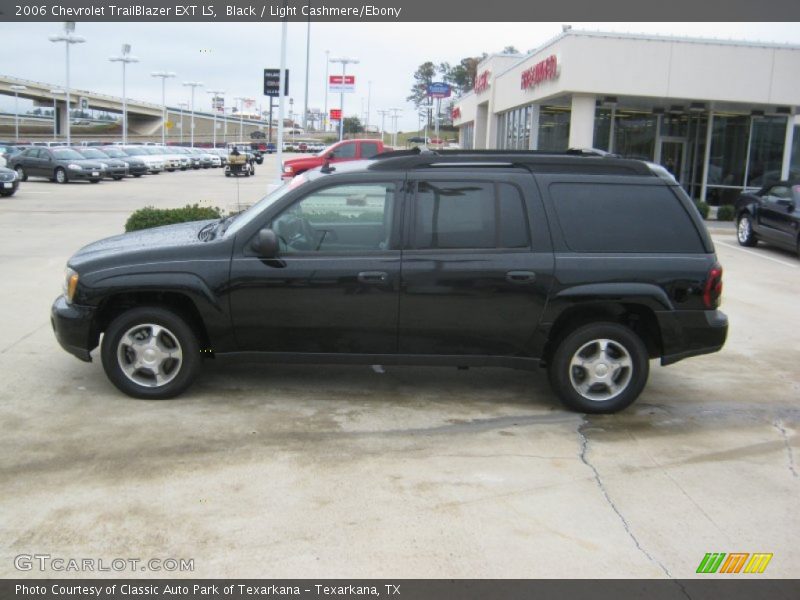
0, 74, 271, 144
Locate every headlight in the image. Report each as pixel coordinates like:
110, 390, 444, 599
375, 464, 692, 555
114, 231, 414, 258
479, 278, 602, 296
283, 165, 293, 173
63, 268, 79, 303
67, 163, 82, 170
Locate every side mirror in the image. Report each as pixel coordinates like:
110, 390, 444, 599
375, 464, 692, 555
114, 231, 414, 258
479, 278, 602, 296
327, 152, 335, 160
252, 228, 279, 258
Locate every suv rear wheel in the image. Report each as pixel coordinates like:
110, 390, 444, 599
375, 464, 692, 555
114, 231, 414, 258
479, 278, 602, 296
549, 322, 649, 414
101, 306, 200, 399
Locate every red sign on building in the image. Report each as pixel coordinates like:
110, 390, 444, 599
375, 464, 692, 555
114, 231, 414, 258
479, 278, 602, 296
330, 108, 342, 121
451, 106, 462, 120
473, 70, 491, 94
520, 55, 559, 90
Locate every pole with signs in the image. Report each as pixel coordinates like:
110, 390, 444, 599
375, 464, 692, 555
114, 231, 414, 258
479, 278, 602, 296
329, 57, 358, 141
276, 16, 287, 184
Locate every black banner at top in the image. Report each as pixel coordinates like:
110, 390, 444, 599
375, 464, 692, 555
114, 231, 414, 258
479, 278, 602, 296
1, 0, 800, 22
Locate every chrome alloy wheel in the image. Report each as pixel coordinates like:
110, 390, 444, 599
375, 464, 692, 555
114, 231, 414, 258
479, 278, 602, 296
737, 216, 751, 244
116, 323, 183, 388
568, 338, 633, 402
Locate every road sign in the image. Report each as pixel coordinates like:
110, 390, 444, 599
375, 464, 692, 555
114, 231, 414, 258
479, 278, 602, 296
427, 82, 451, 99
263, 68, 289, 97
330, 108, 342, 121
165, 121, 174, 129
329, 75, 355, 94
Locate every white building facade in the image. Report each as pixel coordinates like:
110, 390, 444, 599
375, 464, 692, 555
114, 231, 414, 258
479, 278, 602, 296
452, 30, 800, 203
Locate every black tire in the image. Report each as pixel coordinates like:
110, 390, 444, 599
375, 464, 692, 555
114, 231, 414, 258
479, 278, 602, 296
0, 190, 16, 197
14, 165, 27, 181
89, 179, 100, 184
55, 167, 68, 184
133, 174, 143, 178
112, 176, 124, 181
101, 306, 201, 399
737, 213, 757, 247
548, 322, 649, 414
225, 172, 230, 177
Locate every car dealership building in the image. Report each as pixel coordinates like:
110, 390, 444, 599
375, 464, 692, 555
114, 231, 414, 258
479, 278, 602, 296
452, 30, 800, 203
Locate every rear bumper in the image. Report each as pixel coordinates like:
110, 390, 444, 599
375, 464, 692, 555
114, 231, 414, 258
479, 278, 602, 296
658, 309, 728, 366
50, 295, 97, 362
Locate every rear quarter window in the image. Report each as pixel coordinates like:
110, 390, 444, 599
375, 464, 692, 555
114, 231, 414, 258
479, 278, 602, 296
549, 183, 705, 253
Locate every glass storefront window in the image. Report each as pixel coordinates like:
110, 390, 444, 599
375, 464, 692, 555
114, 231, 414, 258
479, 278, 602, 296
661, 114, 690, 137
791, 125, 800, 178
593, 107, 612, 151
460, 123, 474, 149
746, 116, 787, 187
613, 112, 656, 161
497, 106, 533, 150
538, 106, 570, 152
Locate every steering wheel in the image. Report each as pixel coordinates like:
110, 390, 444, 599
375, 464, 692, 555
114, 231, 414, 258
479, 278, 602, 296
276, 215, 316, 251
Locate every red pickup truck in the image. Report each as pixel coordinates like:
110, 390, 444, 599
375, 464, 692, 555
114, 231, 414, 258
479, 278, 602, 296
282, 138, 389, 179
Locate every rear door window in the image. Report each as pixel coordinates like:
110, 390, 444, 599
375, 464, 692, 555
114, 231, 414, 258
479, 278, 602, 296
334, 143, 357, 159
549, 183, 704, 253
361, 142, 381, 159
412, 181, 530, 250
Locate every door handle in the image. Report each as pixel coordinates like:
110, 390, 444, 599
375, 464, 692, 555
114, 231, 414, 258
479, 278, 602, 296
357, 271, 388, 284
505, 270, 536, 284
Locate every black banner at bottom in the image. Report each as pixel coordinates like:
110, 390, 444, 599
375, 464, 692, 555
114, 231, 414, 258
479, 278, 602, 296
2, 580, 799, 600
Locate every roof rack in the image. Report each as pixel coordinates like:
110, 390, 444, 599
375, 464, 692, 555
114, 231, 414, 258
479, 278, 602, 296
367, 148, 653, 176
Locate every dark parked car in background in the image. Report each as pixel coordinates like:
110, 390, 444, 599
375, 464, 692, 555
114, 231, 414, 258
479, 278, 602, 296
51, 150, 727, 413
736, 181, 800, 256
73, 147, 129, 180
99, 146, 149, 177
11, 147, 104, 184
0, 166, 19, 197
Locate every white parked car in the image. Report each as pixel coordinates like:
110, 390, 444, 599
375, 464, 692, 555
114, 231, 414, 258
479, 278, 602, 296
119, 146, 164, 174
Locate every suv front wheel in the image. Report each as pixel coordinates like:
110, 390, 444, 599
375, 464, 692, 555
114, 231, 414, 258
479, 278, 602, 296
549, 322, 649, 414
101, 306, 200, 399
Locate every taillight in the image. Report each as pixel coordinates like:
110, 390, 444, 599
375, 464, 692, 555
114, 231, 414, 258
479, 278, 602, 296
703, 263, 723, 309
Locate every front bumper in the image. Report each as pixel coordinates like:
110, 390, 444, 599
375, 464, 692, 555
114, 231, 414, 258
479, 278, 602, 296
69, 168, 104, 180
658, 309, 728, 366
0, 179, 19, 193
51, 295, 98, 362
105, 167, 128, 178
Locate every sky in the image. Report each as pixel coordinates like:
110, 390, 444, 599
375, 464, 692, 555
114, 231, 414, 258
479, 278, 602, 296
2, 21, 800, 131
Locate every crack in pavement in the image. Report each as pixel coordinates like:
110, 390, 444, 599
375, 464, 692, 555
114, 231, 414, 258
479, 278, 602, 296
577, 419, 676, 579
0, 323, 49, 354
773, 420, 798, 479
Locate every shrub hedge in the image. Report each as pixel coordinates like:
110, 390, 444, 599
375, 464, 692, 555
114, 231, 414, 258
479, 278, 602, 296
717, 205, 736, 221
125, 204, 222, 232
693, 200, 710, 220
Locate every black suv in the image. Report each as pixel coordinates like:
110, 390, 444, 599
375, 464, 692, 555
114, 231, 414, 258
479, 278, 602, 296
51, 150, 728, 413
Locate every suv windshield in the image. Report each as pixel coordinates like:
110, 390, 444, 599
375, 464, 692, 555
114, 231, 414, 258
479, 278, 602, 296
223, 176, 308, 238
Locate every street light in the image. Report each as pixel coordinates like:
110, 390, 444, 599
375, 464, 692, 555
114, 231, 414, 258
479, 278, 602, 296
182, 81, 203, 147
151, 71, 176, 146
178, 102, 188, 144
49, 89, 65, 140
206, 89, 225, 148
10, 85, 27, 143
329, 56, 359, 141
377, 109, 389, 145
49, 21, 85, 146
109, 44, 139, 144
323, 50, 329, 132
389, 107, 401, 147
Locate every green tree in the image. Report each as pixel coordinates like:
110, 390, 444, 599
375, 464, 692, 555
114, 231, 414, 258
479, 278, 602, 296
502, 45, 520, 54
343, 116, 364, 134
407, 61, 439, 127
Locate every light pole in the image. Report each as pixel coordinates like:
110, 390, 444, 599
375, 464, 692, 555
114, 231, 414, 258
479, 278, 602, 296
377, 109, 389, 144
182, 81, 203, 147
303, 15, 311, 132
109, 44, 138, 144
49, 22, 85, 146
389, 108, 401, 147
178, 102, 188, 144
323, 49, 329, 132
151, 71, 175, 146
206, 89, 225, 148
289, 98, 294, 143
10, 85, 26, 143
49, 89, 64, 140
329, 56, 359, 141
366, 80, 372, 132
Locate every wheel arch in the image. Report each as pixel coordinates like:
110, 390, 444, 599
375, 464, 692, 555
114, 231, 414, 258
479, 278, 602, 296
541, 301, 664, 366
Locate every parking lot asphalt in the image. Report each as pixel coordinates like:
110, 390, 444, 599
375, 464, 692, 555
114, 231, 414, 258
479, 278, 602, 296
0, 160, 797, 579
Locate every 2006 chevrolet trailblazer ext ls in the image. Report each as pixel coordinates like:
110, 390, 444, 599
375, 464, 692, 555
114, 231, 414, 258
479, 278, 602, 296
52, 149, 728, 413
